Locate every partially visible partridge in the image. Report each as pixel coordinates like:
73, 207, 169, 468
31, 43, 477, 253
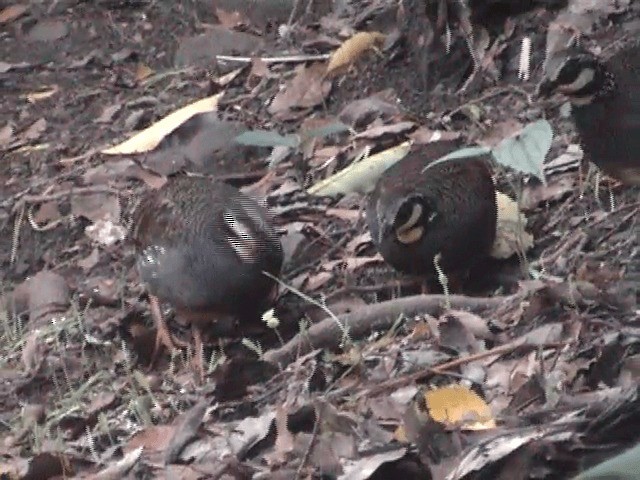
537, 39, 640, 185
130, 176, 283, 378
367, 140, 497, 282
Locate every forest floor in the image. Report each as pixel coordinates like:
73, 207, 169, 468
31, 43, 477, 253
0, 0, 639, 478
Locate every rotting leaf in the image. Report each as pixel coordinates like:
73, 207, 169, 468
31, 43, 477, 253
77, 248, 100, 272
229, 411, 275, 456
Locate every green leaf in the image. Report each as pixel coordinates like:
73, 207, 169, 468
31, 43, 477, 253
491, 119, 553, 183
234, 130, 300, 148
302, 122, 351, 140
573, 442, 640, 479
422, 146, 492, 173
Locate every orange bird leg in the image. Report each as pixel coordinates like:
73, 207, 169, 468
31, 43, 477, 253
148, 294, 178, 367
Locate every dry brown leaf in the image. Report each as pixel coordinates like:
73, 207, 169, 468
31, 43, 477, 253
71, 192, 120, 223
269, 63, 331, 117
21, 330, 42, 373
274, 405, 295, 462
23, 118, 47, 141
101, 93, 222, 154
135, 63, 154, 82
33, 201, 62, 225
126, 425, 174, 453
0, 4, 28, 24
322, 255, 383, 273
491, 192, 533, 259
77, 248, 100, 272
215, 7, 246, 28
325, 31, 386, 78
25, 86, 58, 103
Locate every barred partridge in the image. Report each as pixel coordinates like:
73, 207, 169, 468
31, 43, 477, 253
131, 176, 283, 378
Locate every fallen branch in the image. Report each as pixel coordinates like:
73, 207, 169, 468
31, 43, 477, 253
264, 293, 513, 367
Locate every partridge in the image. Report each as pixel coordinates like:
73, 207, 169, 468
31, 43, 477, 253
130, 176, 283, 378
537, 39, 640, 185
367, 140, 497, 282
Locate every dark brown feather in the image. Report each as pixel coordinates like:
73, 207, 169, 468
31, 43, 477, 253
367, 140, 497, 278
131, 176, 283, 322
538, 38, 640, 185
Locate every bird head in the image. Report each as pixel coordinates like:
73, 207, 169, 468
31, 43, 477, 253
379, 194, 437, 246
537, 53, 612, 104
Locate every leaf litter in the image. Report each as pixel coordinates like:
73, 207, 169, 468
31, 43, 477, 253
0, 0, 638, 478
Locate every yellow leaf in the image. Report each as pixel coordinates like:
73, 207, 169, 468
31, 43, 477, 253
424, 384, 495, 430
101, 93, 222, 155
325, 31, 386, 78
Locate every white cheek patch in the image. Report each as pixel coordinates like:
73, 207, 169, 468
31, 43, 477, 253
557, 67, 595, 94
396, 226, 424, 245
395, 202, 425, 245
395, 202, 423, 235
224, 210, 259, 263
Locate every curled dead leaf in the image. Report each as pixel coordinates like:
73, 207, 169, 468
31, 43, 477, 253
491, 191, 533, 259
325, 31, 386, 78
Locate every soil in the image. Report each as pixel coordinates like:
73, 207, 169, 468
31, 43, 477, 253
0, 0, 639, 478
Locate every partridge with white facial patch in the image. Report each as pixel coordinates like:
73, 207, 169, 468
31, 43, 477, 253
537, 39, 640, 185
131, 176, 283, 378
366, 140, 497, 284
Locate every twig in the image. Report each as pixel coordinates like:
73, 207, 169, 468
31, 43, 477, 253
11, 185, 121, 213
359, 341, 567, 399
216, 53, 330, 64
443, 85, 532, 121
263, 293, 510, 367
